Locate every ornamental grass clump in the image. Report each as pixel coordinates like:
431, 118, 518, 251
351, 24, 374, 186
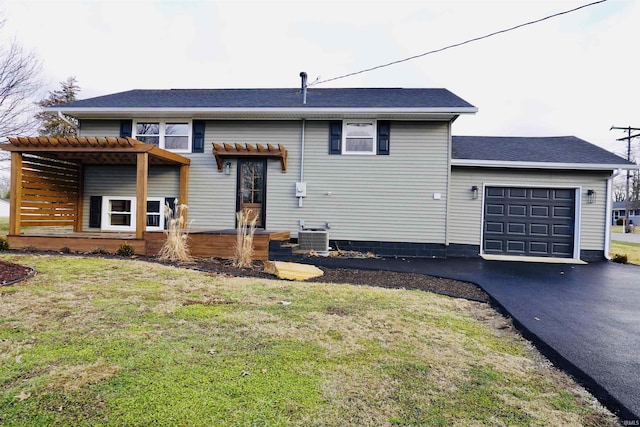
158, 200, 192, 263
234, 209, 257, 269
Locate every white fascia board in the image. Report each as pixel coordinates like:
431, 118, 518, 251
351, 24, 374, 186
451, 159, 639, 170
47, 106, 479, 118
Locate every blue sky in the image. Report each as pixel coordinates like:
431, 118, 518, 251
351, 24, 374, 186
2, 0, 638, 158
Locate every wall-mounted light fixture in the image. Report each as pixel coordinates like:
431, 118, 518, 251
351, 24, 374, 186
224, 162, 232, 175
471, 185, 479, 200
587, 189, 596, 204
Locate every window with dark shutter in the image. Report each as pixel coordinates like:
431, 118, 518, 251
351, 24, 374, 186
89, 196, 102, 228
377, 121, 390, 155
120, 120, 133, 138
329, 121, 342, 155
192, 120, 205, 153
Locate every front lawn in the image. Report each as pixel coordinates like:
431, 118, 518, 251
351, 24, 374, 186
610, 240, 640, 265
0, 255, 616, 426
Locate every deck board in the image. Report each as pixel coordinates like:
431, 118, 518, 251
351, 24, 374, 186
7, 229, 290, 260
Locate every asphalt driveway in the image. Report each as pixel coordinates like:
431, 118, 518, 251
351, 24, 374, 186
305, 256, 640, 422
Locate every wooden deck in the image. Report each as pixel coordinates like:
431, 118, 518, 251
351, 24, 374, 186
6, 229, 291, 261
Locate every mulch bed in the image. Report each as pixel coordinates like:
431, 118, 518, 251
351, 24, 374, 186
187, 258, 490, 303
0, 259, 34, 286
0, 254, 489, 303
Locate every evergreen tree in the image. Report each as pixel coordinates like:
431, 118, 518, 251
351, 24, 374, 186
35, 76, 80, 137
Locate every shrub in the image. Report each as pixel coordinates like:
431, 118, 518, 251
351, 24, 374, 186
158, 200, 192, 263
0, 237, 9, 251
234, 209, 257, 269
612, 253, 628, 264
117, 243, 135, 257
616, 219, 624, 226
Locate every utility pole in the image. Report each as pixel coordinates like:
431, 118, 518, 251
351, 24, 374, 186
610, 126, 640, 233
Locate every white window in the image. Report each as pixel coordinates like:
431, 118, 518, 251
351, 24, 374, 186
134, 120, 191, 152
101, 197, 166, 231
146, 198, 164, 231
343, 120, 376, 155
102, 197, 136, 231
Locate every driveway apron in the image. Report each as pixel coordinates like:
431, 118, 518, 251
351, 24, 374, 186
305, 256, 640, 421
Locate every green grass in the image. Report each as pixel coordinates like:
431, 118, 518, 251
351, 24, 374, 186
0, 254, 617, 426
610, 240, 640, 265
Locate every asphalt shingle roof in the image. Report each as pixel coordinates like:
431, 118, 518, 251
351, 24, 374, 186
57, 88, 475, 109
452, 135, 632, 166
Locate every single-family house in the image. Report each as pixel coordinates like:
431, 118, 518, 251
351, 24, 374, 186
612, 200, 640, 226
1, 82, 636, 262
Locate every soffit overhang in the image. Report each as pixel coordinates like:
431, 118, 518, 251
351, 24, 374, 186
49, 107, 477, 121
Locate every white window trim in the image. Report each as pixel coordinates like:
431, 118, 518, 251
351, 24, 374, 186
101, 196, 166, 232
342, 119, 377, 155
102, 197, 136, 232
145, 197, 165, 231
133, 119, 192, 153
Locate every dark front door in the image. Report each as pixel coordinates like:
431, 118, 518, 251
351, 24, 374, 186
483, 187, 576, 258
237, 159, 266, 227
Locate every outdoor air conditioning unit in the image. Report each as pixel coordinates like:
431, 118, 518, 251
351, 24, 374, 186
298, 229, 329, 253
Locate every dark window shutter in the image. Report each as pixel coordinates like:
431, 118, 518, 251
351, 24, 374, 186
164, 197, 177, 230
329, 121, 342, 155
89, 196, 102, 228
120, 120, 133, 138
192, 120, 205, 153
377, 121, 390, 155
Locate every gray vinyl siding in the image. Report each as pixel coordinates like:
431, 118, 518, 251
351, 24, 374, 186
82, 165, 179, 230
291, 121, 450, 242
449, 167, 611, 251
77, 118, 452, 243
180, 120, 303, 230
78, 120, 121, 138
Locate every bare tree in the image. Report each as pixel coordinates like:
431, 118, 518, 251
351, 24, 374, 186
0, 16, 42, 141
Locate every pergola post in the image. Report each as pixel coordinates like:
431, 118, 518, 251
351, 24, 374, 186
74, 165, 84, 232
9, 152, 22, 235
179, 164, 189, 227
136, 152, 148, 239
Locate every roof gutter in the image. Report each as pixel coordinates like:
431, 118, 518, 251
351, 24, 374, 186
451, 159, 639, 171
46, 106, 479, 116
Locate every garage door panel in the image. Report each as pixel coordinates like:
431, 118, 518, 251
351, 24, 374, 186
529, 241, 549, 254
484, 239, 504, 252
530, 206, 550, 217
483, 186, 575, 258
508, 205, 527, 216
553, 206, 573, 218
485, 222, 504, 233
530, 223, 549, 236
509, 188, 527, 198
531, 188, 550, 199
486, 204, 504, 215
507, 223, 526, 234
507, 240, 526, 252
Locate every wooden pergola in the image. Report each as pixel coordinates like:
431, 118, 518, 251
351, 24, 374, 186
1, 136, 190, 240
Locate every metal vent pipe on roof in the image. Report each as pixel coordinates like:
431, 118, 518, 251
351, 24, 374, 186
300, 71, 308, 104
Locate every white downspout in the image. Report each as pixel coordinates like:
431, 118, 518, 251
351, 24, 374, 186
57, 111, 77, 129
604, 168, 622, 260
298, 118, 306, 208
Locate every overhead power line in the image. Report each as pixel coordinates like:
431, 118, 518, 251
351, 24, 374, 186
314, 0, 608, 86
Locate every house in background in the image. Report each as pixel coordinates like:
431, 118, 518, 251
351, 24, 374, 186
612, 201, 640, 226
1, 83, 636, 262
